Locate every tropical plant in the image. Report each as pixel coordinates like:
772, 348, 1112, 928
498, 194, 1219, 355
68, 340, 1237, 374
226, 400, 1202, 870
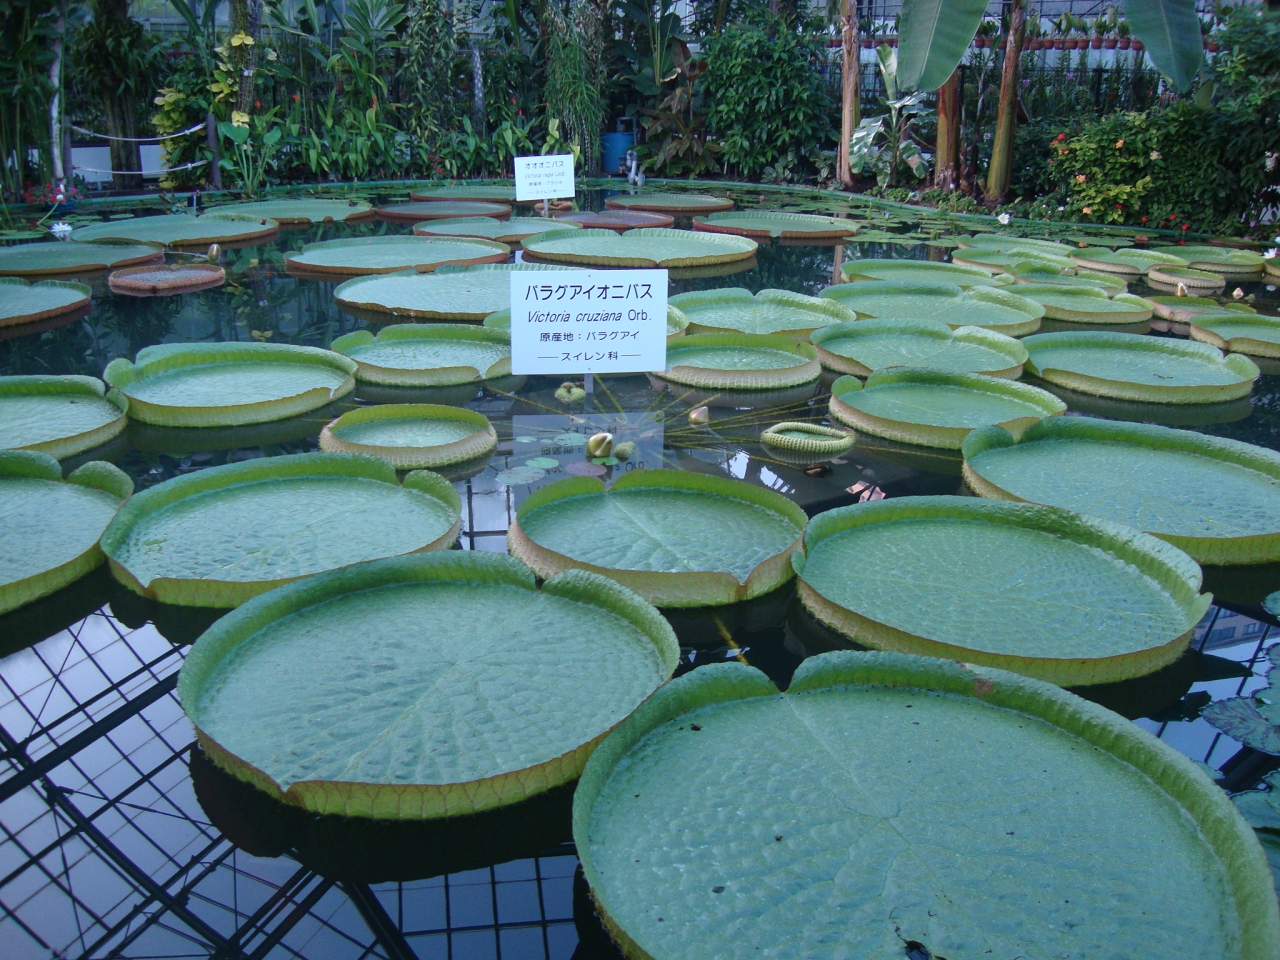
402, 0, 457, 163
641, 69, 722, 177
218, 114, 281, 196
0, 0, 60, 201
543, 5, 605, 173
848, 45, 930, 188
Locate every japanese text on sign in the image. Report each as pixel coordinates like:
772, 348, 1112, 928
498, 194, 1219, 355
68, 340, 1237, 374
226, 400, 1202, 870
514, 154, 575, 201
509, 268, 668, 375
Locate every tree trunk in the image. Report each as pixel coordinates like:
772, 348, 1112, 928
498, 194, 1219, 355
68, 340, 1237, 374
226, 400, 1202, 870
837, 0, 860, 189
933, 68, 960, 191
984, 0, 1025, 205
229, 0, 264, 116
104, 96, 141, 191
48, 0, 66, 189
470, 41, 486, 135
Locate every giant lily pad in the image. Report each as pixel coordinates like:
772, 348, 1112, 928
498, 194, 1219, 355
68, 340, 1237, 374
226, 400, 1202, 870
574, 652, 1280, 959
0, 451, 133, 615
523, 228, 756, 268
668, 288, 854, 338
103, 342, 356, 427
1012, 284, 1154, 324
0, 277, 90, 326
811, 319, 1027, 378
957, 234, 1077, 256
1022, 331, 1259, 403
210, 199, 374, 224
102, 453, 462, 607
409, 184, 518, 202
796, 497, 1210, 684
320, 403, 496, 469
508, 469, 807, 607
1158, 245, 1268, 277
0, 376, 128, 458
839, 258, 1002, 287
555, 210, 674, 231
0, 240, 162, 277
962, 417, 1280, 565
285, 236, 509, 276
829, 369, 1064, 448
178, 551, 679, 817
951, 247, 1078, 274
334, 263, 572, 321
377, 201, 510, 222
412, 216, 577, 243
71, 213, 278, 247
1147, 265, 1227, 294
108, 263, 225, 295
1070, 247, 1189, 278
691, 211, 858, 240
1148, 296, 1255, 323
1190, 315, 1280, 359
330, 324, 510, 385
818, 281, 1044, 337
604, 193, 733, 213
1009, 263, 1128, 294
659, 334, 820, 389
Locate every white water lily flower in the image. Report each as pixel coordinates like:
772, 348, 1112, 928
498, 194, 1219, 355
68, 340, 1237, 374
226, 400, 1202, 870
50, 222, 72, 239
997, 213, 1011, 225
1264, 248, 1278, 259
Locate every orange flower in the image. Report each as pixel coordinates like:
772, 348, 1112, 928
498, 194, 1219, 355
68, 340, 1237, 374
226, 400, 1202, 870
1115, 139, 1125, 148
1075, 174, 1087, 184
1082, 206, 1093, 214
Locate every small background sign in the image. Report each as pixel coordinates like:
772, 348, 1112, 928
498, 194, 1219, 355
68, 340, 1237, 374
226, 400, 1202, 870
509, 268, 668, 375
514, 154, 575, 201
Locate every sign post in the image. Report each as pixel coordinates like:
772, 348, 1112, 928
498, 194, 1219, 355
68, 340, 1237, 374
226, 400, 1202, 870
514, 154, 575, 216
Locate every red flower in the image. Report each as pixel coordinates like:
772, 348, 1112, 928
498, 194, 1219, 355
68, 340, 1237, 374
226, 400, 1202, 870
1140, 216, 1147, 223
1181, 224, 1189, 230
1115, 204, 1122, 209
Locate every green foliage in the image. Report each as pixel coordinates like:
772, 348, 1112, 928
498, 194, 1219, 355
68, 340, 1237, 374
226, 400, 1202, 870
402, 0, 457, 161
0, 0, 59, 200
701, 15, 833, 179
849, 45, 932, 188
543, 9, 604, 172
218, 116, 281, 197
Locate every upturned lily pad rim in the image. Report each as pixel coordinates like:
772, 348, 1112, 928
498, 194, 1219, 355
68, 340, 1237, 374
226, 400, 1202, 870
522, 228, 757, 268
1011, 285, 1154, 324
839, 258, 998, 287
1070, 247, 1190, 276
178, 551, 679, 819
955, 233, 1077, 255
284, 235, 509, 276
1148, 296, 1255, 322
0, 239, 165, 277
102, 341, 357, 427
759, 421, 853, 454
0, 277, 92, 325
817, 279, 1046, 334
331, 323, 511, 385
669, 286, 855, 338
107, 262, 226, 295
412, 216, 579, 242
508, 468, 808, 608
333, 263, 578, 321
573, 651, 1280, 960
604, 193, 735, 213
661, 333, 821, 390
691, 211, 859, 239
101, 451, 461, 607
1190, 314, 1280, 359
71, 212, 280, 247
1154, 244, 1267, 270
0, 375, 129, 458
962, 416, 1280, 565
811, 318, 1028, 378
319, 403, 497, 469
795, 495, 1210, 685
1148, 265, 1230, 289
951, 248, 1078, 274
209, 199, 375, 224
1009, 263, 1128, 294
409, 184, 519, 202
554, 210, 675, 231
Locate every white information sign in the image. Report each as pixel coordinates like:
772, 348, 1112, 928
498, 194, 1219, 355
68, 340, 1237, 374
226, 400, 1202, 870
509, 269, 667, 375
514, 154, 575, 201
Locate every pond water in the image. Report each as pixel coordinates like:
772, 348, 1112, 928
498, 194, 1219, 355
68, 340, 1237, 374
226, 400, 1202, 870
1, 183, 1278, 959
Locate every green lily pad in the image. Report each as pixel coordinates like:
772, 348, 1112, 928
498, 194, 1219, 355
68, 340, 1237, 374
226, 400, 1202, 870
330, 324, 510, 386
829, 369, 1064, 449
377, 201, 511, 221
838, 258, 1003, 287
660, 333, 820, 390
319, 403, 496, 469
102, 453, 462, 607
555, 210, 674, 231
285, 236, 509, 276
0, 277, 90, 327
0, 375, 128, 458
797, 496, 1209, 684
811, 318, 1028, 378
1158, 245, 1268, 276
604, 193, 734, 213
108, 263, 226, 295
103, 342, 357, 427
412, 216, 576, 243
962, 417, 1280, 565
524, 457, 559, 469
1147, 265, 1228, 293
1012, 285, 1153, 324
496, 465, 546, 486
1060, 232, 1136, 247
759, 421, 853, 455
0, 450, 133, 615
508, 468, 806, 607
0, 240, 163, 277
668, 287, 854, 338
1022, 331, 1259, 403
334, 263, 573, 321
409, 184, 518, 202
958, 234, 1077, 256
178, 551, 678, 817
523, 228, 756, 268
71, 213, 278, 247
691, 211, 858, 240
1009, 263, 1128, 294
818, 281, 1044, 337
1190, 315, 1280, 359
1070, 247, 1189, 278
209, 199, 374, 224
575, 652, 1280, 959
951, 247, 1079, 274
1148, 295, 1255, 322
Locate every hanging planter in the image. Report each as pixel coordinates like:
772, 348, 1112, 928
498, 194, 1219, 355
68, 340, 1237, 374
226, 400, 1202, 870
1104, 37, 1118, 49
1090, 37, 1103, 49
1118, 37, 1131, 49
1132, 39, 1144, 50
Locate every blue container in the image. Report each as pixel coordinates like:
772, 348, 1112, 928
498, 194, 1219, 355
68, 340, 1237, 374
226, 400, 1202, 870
602, 132, 636, 177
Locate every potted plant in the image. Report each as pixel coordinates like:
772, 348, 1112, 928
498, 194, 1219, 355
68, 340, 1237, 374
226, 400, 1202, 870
1117, 19, 1131, 49
1091, 17, 1105, 49
1052, 14, 1070, 49
22, 181, 80, 212
974, 17, 998, 49
1103, 8, 1119, 49
860, 17, 874, 48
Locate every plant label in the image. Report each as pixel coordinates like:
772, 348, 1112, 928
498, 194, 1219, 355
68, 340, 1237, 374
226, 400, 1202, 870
509, 268, 668, 375
514, 154, 575, 201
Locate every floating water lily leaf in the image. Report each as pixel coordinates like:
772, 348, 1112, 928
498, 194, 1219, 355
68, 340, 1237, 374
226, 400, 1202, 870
1012, 284, 1153, 324
1158, 245, 1268, 277
1147, 265, 1227, 294
412, 217, 577, 243
838, 258, 1002, 287
523, 228, 756, 268
102, 452, 461, 607
0, 375, 128, 458
668, 287, 853, 338
331, 324, 510, 386
0, 240, 162, 277
1148, 295, 1255, 322
951, 247, 1078, 274
818, 280, 1043, 337
178, 551, 678, 817
335, 263, 574, 320
0, 277, 90, 326
555, 210, 674, 231
797, 496, 1210, 684
811, 318, 1028, 378
377, 201, 510, 222
962, 417, 1280, 565
829, 368, 1063, 449
320, 403, 496, 469
103, 341, 356, 427
604, 193, 734, 213
1009, 263, 1128, 295
1070, 247, 1189, 278
409, 184, 518, 202
0, 450, 133, 615
1190, 315, 1280, 359
71, 213, 278, 247
1233, 768, 1280, 898
285, 236, 509, 276
496, 465, 546, 486
1022, 331, 1259, 404
665, 304, 688, 337
1204, 645, 1280, 755
691, 211, 858, 240
957, 234, 1077, 256
660, 333, 820, 390
759, 421, 852, 455
508, 468, 806, 607
1060, 232, 1135, 247
575, 652, 1280, 960
108, 263, 225, 295
210, 199, 374, 224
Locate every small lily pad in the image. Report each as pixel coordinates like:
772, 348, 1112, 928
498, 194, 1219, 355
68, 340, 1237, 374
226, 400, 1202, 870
319, 403, 497, 469
496, 465, 546, 486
